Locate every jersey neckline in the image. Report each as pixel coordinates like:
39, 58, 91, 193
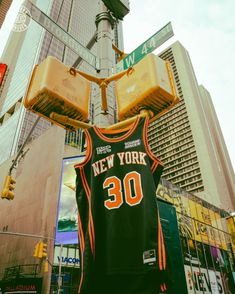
93, 116, 141, 142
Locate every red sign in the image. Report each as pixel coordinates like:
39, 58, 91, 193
0, 63, 7, 86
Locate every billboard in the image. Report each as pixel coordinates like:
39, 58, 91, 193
0, 63, 7, 86
55, 156, 84, 244
226, 216, 235, 252
156, 179, 228, 250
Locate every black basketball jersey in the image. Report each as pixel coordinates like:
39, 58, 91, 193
74, 117, 166, 293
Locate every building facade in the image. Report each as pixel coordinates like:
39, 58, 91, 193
148, 41, 235, 209
0, 0, 12, 28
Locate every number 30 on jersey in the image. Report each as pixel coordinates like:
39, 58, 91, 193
103, 171, 143, 209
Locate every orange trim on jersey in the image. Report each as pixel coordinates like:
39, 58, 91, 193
158, 215, 163, 270
160, 283, 167, 292
80, 168, 95, 257
151, 161, 159, 174
158, 214, 166, 271
93, 116, 140, 142
74, 130, 92, 169
143, 117, 164, 170
77, 211, 85, 293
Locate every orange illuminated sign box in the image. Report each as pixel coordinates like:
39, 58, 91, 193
24, 56, 91, 127
0, 63, 7, 86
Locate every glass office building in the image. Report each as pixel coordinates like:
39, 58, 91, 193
0, 0, 123, 165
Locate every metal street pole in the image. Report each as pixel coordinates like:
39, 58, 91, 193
57, 243, 63, 294
93, 1, 116, 127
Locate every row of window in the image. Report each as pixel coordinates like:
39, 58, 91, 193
157, 136, 194, 156
159, 142, 195, 161
169, 168, 201, 183
149, 100, 186, 128
159, 148, 196, 167
156, 133, 193, 154
150, 121, 191, 147
149, 126, 192, 150
163, 156, 198, 176
152, 110, 188, 134
182, 180, 204, 193
151, 127, 193, 153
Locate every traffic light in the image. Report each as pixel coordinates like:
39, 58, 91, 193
44, 260, 49, 273
33, 241, 47, 258
1, 175, 16, 200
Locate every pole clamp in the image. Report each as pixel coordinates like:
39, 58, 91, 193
95, 11, 116, 29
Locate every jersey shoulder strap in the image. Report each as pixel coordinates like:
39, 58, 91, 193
74, 129, 92, 169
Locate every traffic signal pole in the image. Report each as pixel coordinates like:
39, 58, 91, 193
93, 1, 116, 127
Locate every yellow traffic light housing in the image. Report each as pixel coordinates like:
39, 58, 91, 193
33, 241, 47, 259
1, 175, 16, 200
115, 53, 180, 121
44, 260, 49, 273
24, 56, 91, 129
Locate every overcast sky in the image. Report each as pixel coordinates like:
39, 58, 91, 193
123, 0, 235, 170
0, 0, 234, 170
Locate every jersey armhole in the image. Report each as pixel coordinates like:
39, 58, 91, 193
74, 129, 92, 169
143, 117, 164, 168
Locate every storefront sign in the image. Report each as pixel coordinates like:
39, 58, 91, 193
0, 278, 42, 293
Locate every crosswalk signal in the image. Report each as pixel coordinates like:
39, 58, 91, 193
1, 175, 16, 200
33, 241, 47, 258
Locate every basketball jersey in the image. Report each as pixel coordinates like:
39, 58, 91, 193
74, 117, 166, 293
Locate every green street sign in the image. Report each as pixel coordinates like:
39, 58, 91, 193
115, 22, 174, 72
23, 1, 100, 69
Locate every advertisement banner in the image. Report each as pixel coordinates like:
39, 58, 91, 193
0, 63, 7, 86
156, 180, 228, 250
184, 265, 224, 294
53, 245, 80, 267
226, 216, 235, 252
55, 156, 84, 244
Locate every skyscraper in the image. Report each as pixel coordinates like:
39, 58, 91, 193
148, 41, 234, 209
0, 0, 123, 165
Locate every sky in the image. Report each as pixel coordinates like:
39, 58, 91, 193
122, 0, 235, 170
0, 0, 234, 170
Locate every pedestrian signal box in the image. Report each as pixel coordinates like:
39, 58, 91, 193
115, 53, 179, 121
24, 56, 91, 128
